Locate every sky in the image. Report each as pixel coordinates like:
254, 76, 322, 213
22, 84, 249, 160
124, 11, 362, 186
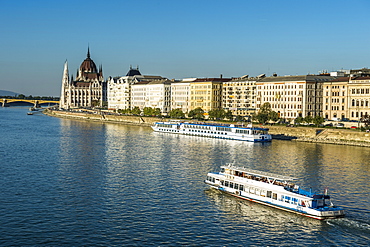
1, 0, 370, 96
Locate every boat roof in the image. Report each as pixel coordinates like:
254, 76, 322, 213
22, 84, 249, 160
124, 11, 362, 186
156, 121, 268, 130
221, 164, 297, 181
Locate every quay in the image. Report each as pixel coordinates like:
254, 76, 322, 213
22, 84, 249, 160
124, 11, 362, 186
44, 109, 370, 147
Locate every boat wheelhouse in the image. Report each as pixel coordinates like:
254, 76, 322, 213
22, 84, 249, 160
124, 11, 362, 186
151, 121, 271, 142
205, 164, 344, 220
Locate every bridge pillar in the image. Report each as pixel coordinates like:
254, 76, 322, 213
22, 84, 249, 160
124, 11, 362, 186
34, 100, 40, 108
2, 99, 9, 107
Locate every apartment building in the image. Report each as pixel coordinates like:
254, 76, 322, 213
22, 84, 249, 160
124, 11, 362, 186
189, 77, 231, 112
222, 75, 257, 117
322, 77, 349, 120
257, 75, 335, 121
170, 78, 193, 113
348, 76, 370, 120
131, 79, 172, 114
108, 66, 165, 110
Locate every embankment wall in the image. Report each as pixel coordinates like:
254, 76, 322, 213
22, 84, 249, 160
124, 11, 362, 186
45, 110, 370, 147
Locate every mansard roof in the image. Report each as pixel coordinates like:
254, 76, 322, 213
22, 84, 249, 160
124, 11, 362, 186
126, 66, 142, 76
258, 75, 335, 83
192, 78, 231, 82
328, 77, 350, 82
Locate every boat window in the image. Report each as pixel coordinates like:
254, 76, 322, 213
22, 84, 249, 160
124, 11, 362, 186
284, 195, 290, 203
292, 198, 298, 205
267, 191, 272, 198
239, 185, 244, 191
244, 186, 249, 192
261, 190, 266, 197
220, 180, 224, 185
255, 188, 260, 195
229, 182, 234, 188
225, 181, 229, 187
234, 184, 239, 190
272, 193, 277, 200
249, 187, 255, 194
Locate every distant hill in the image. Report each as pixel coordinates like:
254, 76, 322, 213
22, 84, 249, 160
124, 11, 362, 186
0, 90, 19, 97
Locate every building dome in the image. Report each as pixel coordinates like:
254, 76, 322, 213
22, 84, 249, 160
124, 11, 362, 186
80, 48, 98, 73
76, 47, 103, 81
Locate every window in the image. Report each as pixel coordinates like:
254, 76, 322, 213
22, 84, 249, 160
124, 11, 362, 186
267, 191, 272, 198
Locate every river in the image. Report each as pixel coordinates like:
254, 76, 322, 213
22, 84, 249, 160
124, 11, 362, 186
0, 107, 369, 246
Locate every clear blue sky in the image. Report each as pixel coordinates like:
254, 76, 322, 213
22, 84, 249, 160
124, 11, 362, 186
1, 0, 369, 96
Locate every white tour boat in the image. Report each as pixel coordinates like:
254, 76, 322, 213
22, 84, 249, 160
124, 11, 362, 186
151, 121, 272, 142
205, 164, 345, 220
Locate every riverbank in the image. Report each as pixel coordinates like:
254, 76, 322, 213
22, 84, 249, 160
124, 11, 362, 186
44, 109, 370, 147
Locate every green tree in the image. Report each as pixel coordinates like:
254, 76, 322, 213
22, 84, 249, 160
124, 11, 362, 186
153, 108, 161, 116
304, 115, 313, 125
361, 113, 370, 128
234, 115, 245, 122
313, 116, 325, 127
131, 106, 141, 115
143, 107, 154, 116
224, 110, 233, 121
169, 108, 185, 119
208, 109, 225, 120
188, 107, 204, 120
294, 116, 304, 125
253, 102, 278, 124
270, 111, 279, 122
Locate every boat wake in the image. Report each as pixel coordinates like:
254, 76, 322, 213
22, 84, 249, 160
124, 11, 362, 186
327, 217, 370, 233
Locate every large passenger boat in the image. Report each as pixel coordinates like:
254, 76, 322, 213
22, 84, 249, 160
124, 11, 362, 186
151, 121, 271, 142
205, 164, 345, 220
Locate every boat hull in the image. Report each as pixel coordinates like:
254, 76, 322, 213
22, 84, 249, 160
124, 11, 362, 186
151, 123, 272, 142
206, 182, 344, 220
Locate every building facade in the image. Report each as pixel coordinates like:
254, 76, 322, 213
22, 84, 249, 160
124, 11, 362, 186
322, 77, 349, 120
348, 76, 370, 121
60, 48, 106, 109
256, 75, 335, 121
170, 79, 193, 114
107, 66, 166, 111
223, 75, 257, 117
189, 78, 230, 112
131, 79, 171, 114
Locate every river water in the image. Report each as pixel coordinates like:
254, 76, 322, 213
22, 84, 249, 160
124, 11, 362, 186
0, 107, 369, 246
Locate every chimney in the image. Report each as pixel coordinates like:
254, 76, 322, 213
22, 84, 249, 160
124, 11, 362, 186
220, 74, 223, 79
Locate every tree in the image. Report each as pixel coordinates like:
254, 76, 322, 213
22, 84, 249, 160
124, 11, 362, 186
313, 116, 325, 127
131, 106, 141, 115
188, 107, 204, 120
169, 108, 185, 119
153, 108, 161, 117
208, 109, 225, 120
143, 107, 154, 116
224, 110, 233, 121
294, 116, 304, 125
304, 115, 313, 125
253, 102, 279, 124
270, 111, 279, 122
234, 115, 245, 122
361, 114, 370, 127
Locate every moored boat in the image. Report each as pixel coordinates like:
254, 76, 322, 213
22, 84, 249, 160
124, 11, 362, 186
152, 121, 271, 142
204, 164, 345, 220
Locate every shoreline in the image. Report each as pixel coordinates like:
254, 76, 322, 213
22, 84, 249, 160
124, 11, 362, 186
44, 109, 370, 148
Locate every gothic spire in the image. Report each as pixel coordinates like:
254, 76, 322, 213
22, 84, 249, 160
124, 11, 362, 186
87, 46, 90, 58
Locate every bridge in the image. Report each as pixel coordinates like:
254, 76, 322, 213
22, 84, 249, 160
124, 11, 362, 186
2, 98, 59, 107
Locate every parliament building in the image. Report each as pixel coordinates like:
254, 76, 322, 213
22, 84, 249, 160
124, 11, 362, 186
60, 48, 106, 109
